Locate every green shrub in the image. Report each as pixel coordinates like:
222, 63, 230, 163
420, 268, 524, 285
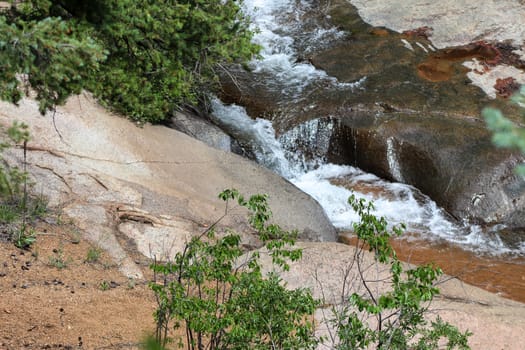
1, 0, 259, 123
0, 121, 46, 249
149, 189, 318, 349
149, 190, 471, 349
328, 195, 471, 350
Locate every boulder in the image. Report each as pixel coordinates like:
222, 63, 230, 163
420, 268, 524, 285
331, 114, 525, 227
0, 94, 337, 273
169, 110, 233, 152
348, 0, 525, 50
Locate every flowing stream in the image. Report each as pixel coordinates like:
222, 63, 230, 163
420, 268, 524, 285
212, 0, 525, 256
212, 98, 523, 256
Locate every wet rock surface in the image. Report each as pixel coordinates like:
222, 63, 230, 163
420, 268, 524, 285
334, 114, 525, 227
219, 0, 525, 237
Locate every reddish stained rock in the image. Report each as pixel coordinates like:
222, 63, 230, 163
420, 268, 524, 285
402, 26, 433, 39
369, 27, 390, 36
473, 41, 502, 65
432, 41, 501, 65
417, 41, 503, 82
495, 42, 525, 69
494, 77, 521, 98
417, 58, 455, 82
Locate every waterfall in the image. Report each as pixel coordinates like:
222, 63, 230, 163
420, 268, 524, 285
241, 0, 357, 97
211, 99, 523, 255
278, 118, 335, 172
386, 137, 405, 183
209, 0, 524, 256
209, 99, 295, 179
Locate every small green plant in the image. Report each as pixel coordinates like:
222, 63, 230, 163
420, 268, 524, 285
12, 225, 36, 250
48, 247, 69, 270
149, 189, 318, 350
327, 195, 471, 350
127, 278, 136, 290
1, 121, 47, 249
102, 261, 114, 270
149, 190, 472, 349
141, 336, 165, 350
0, 121, 30, 202
99, 280, 110, 291
85, 246, 102, 263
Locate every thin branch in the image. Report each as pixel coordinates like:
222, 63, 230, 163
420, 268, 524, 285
51, 106, 68, 145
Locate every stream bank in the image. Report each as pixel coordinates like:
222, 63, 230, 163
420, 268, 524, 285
341, 234, 525, 303
206, 0, 525, 303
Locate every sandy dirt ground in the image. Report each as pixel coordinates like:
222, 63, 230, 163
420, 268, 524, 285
0, 223, 158, 350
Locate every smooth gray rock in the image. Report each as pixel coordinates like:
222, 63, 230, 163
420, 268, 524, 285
0, 94, 337, 263
349, 0, 525, 49
169, 110, 232, 152
253, 241, 525, 350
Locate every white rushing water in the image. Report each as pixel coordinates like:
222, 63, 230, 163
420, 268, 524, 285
211, 0, 524, 256
242, 0, 362, 95
211, 99, 523, 255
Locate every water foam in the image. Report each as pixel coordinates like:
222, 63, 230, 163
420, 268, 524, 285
210, 98, 294, 178
242, 0, 363, 94
291, 164, 521, 255
211, 99, 523, 256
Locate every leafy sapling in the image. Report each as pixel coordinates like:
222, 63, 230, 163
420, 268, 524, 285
149, 189, 318, 350
328, 194, 471, 350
